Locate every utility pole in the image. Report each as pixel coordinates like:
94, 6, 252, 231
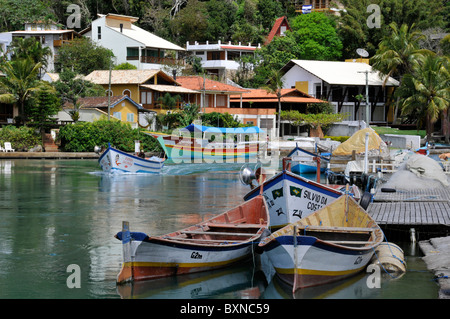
358, 70, 370, 126
108, 58, 112, 121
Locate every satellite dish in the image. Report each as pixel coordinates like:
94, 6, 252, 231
356, 48, 369, 58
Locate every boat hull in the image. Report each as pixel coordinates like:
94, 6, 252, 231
244, 171, 343, 229
154, 135, 258, 162
263, 236, 375, 290
98, 146, 164, 173
288, 146, 329, 175
258, 195, 383, 292
119, 240, 253, 282
116, 195, 269, 283
291, 162, 326, 174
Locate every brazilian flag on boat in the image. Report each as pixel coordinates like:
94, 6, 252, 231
290, 186, 302, 198
272, 187, 283, 200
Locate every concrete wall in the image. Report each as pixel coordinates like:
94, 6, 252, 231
325, 121, 367, 137
381, 134, 421, 149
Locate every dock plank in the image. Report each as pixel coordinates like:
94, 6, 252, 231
367, 201, 450, 226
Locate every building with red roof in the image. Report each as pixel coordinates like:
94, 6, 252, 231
264, 16, 291, 45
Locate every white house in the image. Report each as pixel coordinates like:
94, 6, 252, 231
280, 59, 399, 124
8, 21, 79, 72
82, 13, 185, 70
186, 40, 260, 79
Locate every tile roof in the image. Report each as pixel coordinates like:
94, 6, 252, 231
230, 88, 324, 103
176, 76, 248, 94
265, 16, 291, 45
85, 70, 163, 85
140, 84, 198, 94
64, 95, 143, 109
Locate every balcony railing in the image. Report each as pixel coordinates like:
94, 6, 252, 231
126, 56, 184, 65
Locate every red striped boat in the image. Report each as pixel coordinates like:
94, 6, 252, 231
115, 195, 269, 283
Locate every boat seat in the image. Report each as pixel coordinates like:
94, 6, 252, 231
297, 225, 376, 233
167, 237, 246, 243
205, 223, 264, 229
324, 240, 376, 245
181, 230, 256, 237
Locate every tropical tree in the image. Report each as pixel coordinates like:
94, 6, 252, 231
280, 111, 349, 138
9, 37, 51, 75
371, 22, 427, 123
54, 38, 113, 75
26, 82, 60, 136
263, 69, 283, 138
399, 53, 450, 141
53, 69, 105, 122
0, 57, 42, 123
157, 92, 181, 110
289, 12, 343, 61
335, 0, 448, 59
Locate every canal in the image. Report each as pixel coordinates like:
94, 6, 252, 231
0, 159, 439, 299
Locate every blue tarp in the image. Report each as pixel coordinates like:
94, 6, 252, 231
183, 124, 265, 134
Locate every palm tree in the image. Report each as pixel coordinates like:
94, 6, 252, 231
0, 58, 42, 123
263, 69, 283, 138
10, 37, 52, 76
400, 53, 450, 141
371, 22, 427, 124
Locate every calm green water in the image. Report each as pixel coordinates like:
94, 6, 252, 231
0, 159, 439, 299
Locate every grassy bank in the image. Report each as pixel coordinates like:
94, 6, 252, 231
372, 126, 426, 138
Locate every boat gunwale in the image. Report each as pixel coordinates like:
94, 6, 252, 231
102, 145, 165, 165
259, 194, 384, 250
147, 195, 269, 248
243, 170, 343, 201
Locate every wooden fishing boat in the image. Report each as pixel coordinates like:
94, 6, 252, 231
98, 144, 165, 173
242, 162, 360, 230
115, 195, 269, 284
288, 144, 330, 175
258, 194, 383, 292
146, 124, 264, 163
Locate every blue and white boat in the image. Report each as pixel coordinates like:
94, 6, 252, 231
288, 144, 330, 174
98, 145, 165, 174
243, 167, 359, 230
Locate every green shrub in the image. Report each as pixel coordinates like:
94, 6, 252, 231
323, 135, 350, 143
0, 125, 41, 151
57, 119, 163, 153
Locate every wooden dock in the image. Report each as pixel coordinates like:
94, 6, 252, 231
367, 186, 450, 239
0, 152, 99, 159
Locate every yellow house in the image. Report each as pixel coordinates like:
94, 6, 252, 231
62, 95, 151, 128
84, 69, 198, 112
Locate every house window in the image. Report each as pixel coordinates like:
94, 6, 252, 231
97, 26, 101, 40
127, 113, 134, 122
123, 89, 131, 97
216, 95, 226, 107
113, 112, 121, 120
211, 51, 221, 60
141, 91, 152, 105
127, 47, 139, 60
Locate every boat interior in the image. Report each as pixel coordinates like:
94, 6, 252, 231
296, 225, 376, 248
162, 196, 268, 245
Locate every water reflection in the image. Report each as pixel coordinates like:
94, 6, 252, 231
117, 261, 266, 299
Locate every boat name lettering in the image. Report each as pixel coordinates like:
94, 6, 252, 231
191, 251, 203, 259
276, 207, 284, 216
354, 256, 363, 265
307, 202, 323, 211
303, 190, 328, 205
292, 209, 303, 219
263, 194, 275, 208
